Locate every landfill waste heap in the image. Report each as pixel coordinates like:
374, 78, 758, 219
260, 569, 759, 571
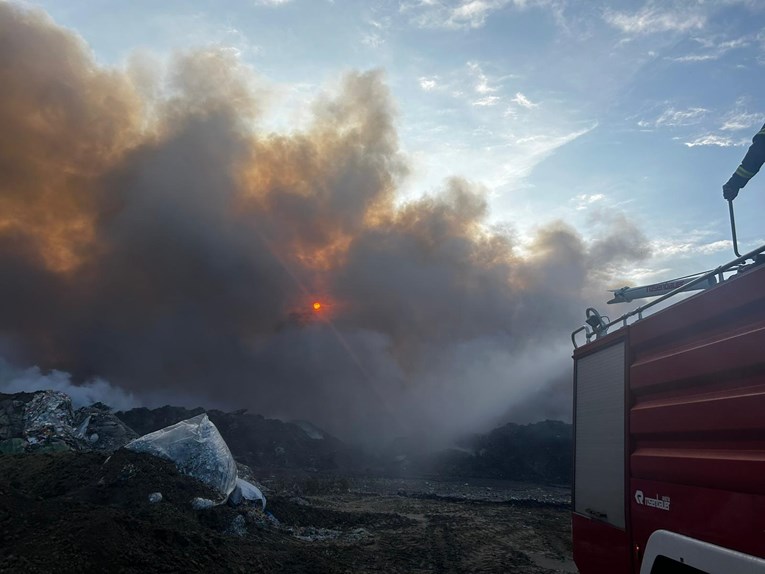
0, 389, 266, 507
0, 390, 575, 573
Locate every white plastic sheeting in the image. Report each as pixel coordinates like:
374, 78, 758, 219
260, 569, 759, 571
125, 414, 237, 499
229, 477, 266, 510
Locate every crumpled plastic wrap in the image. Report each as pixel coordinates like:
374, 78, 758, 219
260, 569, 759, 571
125, 414, 237, 499
229, 477, 267, 510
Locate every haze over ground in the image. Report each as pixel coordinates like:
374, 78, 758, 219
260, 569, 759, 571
1, 1, 764, 443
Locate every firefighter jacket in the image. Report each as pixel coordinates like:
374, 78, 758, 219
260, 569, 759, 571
726, 122, 765, 190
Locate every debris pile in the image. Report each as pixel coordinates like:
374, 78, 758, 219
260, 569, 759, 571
23, 391, 78, 450
74, 402, 138, 451
428, 420, 572, 484
0, 390, 268, 512
0, 391, 136, 454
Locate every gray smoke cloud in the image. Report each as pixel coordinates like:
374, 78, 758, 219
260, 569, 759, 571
0, 4, 650, 442
0, 359, 139, 411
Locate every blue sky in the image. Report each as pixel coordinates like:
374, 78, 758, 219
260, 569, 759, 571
24, 0, 765, 292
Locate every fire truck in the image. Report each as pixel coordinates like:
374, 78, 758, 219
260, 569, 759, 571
570, 203, 765, 574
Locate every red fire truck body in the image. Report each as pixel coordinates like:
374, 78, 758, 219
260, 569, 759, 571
572, 262, 765, 573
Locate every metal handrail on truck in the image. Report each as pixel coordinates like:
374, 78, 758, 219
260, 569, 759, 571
571, 242, 765, 348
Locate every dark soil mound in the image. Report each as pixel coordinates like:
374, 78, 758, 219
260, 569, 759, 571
0, 450, 573, 573
267, 495, 414, 531
0, 450, 350, 573
430, 420, 572, 484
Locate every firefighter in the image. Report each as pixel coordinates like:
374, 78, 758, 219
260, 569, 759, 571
723, 122, 765, 200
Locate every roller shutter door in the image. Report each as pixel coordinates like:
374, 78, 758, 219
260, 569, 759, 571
575, 342, 625, 529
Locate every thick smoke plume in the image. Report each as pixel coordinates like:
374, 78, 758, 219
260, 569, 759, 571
0, 4, 649, 442
0, 359, 138, 412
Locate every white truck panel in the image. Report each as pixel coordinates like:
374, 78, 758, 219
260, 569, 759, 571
575, 342, 625, 529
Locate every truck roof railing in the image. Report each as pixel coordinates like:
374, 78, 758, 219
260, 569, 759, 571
571, 243, 765, 349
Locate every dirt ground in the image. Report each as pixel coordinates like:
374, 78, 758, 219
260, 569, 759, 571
0, 451, 575, 573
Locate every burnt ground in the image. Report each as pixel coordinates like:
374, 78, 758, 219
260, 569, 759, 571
0, 451, 576, 573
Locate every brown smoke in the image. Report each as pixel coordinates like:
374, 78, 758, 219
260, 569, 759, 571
0, 4, 649, 441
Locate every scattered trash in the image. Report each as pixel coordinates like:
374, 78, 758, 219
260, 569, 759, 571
235, 462, 267, 493
75, 415, 92, 438
125, 414, 237, 499
246, 509, 280, 530
228, 486, 243, 506
225, 514, 247, 537
228, 477, 266, 510
288, 496, 310, 507
287, 526, 372, 544
148, 492, 163, 503
23, 391, 77, 450
191, 497, 216, 510
118, 463, 138, 482
74, 403, 137, 452
0, 391, 137, 453
347, 528, 373, 544
292, 526, 342, 542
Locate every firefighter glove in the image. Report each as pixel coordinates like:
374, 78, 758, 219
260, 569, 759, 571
723, 180, 740, 201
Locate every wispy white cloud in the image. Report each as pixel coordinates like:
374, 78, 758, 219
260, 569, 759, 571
418, 76, 439, 91
399, 0, 510, 29
656, 107, 708, 126
367, 16, 389, 30
362, 32, 385, 48
636, 101, 762, 145
684, 134, 747, 148
719, 106, 764, 131
638, 106, 708, 128
669, 53, 715, 63
399, 0, 570, 29
464, 61, 505, 106
511, 92, 538, 109
467, 61, 498, 94
615, 266, 673, 284
603, 6, 705, 35
361, 13, 392, 49
572, 193, 605, 211
651, 238, 732, 258
254, 0, 293, 5
472, 95, 501, 106
501, 123, 597, 180
668, 35, 750, 63
451, 0, 501, 27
